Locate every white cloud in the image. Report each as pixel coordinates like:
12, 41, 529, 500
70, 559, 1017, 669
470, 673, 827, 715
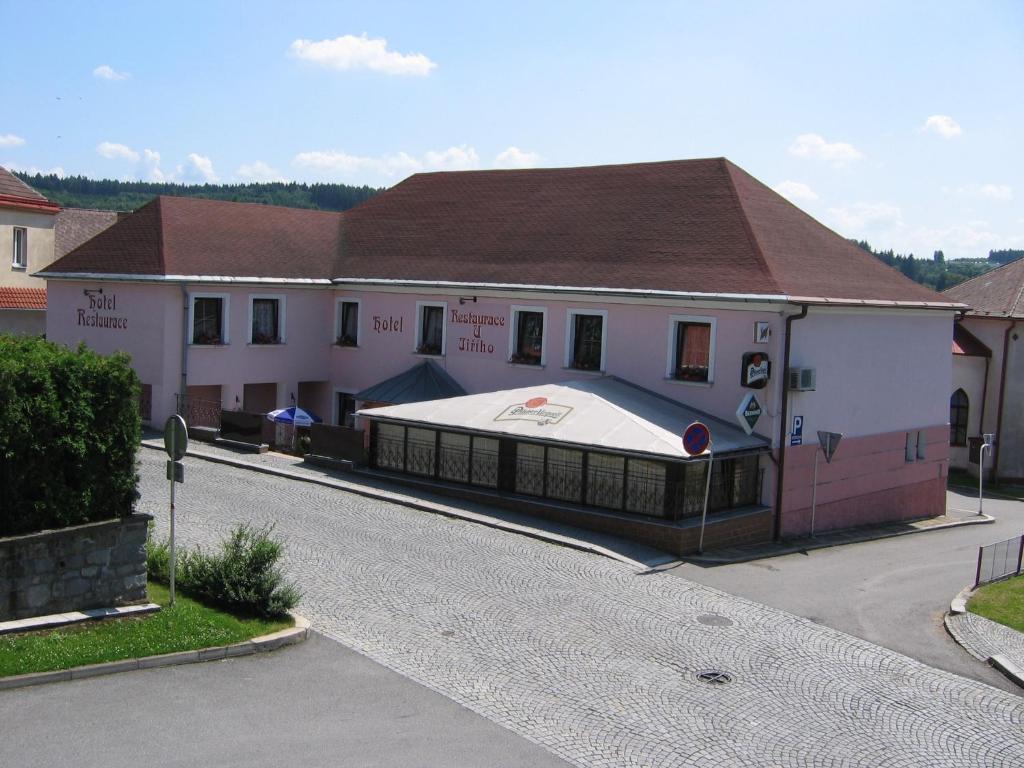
93, 64, 130, 81
293, 144, 480, 181
289, 33, 436, 76
950, 183, 1013, 201
96, 141, 140, 162
827, 202, 903, 232
184, 153, 218, 183
772, 180, 818, 202
921, 114, 961, 138
236, 161, 286, 182
494, 146, 542, 169
788, 133, 864, 167
142, 149, 170, 182
3, 162, 64, 177
0, 134, 26, 147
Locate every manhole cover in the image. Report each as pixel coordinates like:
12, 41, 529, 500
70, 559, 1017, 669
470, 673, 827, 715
695, 670, 733, 685
697, 613, 734, 627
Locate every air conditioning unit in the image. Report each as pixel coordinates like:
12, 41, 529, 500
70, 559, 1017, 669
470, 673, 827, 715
788, 367, 816, 391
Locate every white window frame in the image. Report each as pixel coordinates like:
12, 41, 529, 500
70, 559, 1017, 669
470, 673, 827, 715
247, 293, 286, 345
334, 297, 361, 347
188, 292, 230, 346
414, 300, 447, 356
508, 305, 548, 367
665, 314, 717, 385
564, 308, 608, 373
12, 227, 27, 269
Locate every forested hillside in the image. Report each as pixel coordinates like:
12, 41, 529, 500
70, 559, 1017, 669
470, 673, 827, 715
11, 172, 382, 213
851, 241, 1017, 292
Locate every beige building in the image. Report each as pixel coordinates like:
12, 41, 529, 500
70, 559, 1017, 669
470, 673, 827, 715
0, 167, 119, 335
945, 259, 1024, 482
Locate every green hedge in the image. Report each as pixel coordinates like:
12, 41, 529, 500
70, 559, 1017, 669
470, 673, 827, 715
0, 335, 141, 536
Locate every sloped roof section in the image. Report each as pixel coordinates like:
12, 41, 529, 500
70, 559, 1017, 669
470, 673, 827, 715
337, 158, 954, 305
952, 323, 991, 357
355, 360, 467, 405
0, 167, 59, 214
55, 208, 122, 258
359, 376, 769, 459
43, 196, 342, 279
944, 259, 1024, 318
0, 287, 47, 310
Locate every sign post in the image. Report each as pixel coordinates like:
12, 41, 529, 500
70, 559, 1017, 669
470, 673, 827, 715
682, 422, 714, 554
810, 431, 842, 537
163, 415, 188, 606
979, 433, 994, 516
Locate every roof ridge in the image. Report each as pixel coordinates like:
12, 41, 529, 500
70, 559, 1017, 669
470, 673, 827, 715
720, 159, 783, 295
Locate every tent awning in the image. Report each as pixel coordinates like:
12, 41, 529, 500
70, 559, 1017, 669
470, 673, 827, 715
355, 360, 467, 405
358, 376, 770, 460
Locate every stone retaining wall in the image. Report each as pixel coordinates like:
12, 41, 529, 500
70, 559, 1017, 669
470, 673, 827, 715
0, 513, 152, 621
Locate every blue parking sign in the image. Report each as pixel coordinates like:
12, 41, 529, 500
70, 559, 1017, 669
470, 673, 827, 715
791, 415, 803, 446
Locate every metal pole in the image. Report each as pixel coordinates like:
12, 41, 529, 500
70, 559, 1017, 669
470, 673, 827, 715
697, 451, 714, 554
810, 449, 820, 537
978, 444, 988, 517
169, 430, 176, 607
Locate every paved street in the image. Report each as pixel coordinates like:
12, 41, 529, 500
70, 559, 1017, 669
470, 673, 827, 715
131, 451, 1024, 767
670, 489, 1024, 694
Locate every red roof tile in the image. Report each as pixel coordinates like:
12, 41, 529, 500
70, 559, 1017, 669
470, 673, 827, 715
944, 258, 1024, 318
0, 287, 46, 310
55, 208, 122, 258
0, 167, 59, 214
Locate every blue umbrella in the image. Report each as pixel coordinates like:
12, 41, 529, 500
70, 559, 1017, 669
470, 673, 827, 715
265, 406, 322, 428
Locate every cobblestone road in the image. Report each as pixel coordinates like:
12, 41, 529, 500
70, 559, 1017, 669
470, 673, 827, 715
139, 452, 1024, 767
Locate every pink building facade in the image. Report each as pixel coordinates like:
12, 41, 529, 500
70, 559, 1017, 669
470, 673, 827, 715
42, 159, 962, 546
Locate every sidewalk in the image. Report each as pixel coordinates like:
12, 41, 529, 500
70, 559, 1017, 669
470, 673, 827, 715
946, 588, 1024, 689
145, 432, 994, 570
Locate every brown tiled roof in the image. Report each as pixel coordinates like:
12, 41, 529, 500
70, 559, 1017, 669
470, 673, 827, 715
0, 287, 46, 310
43, 196, 341, 279
944, 258, 1024, 318
952, 323, 991, 356
55, 208, 122, 258
0, 167, 59, 214
337, 158, 951, 304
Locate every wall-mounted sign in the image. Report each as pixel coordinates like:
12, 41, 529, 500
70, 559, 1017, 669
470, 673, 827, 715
817, 431, 843, 463
450, 307, 505, 355
736, 393, 763, 435
78, 288, 128, 330
754, 321, 771, 343
790, 415, 803, 446
494, 396, 572, 426
740, 352, 771, 388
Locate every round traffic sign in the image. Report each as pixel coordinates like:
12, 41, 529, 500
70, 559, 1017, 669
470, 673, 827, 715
682, 421, 711, 456
164, 415, 188, 460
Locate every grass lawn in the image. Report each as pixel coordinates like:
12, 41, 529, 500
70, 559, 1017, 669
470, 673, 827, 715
0, 582, 292, 678
948, 469, 1024, 501
968, 575, 1024, 633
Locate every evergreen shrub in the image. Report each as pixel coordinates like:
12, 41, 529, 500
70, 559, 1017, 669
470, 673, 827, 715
0, 335, 140, 536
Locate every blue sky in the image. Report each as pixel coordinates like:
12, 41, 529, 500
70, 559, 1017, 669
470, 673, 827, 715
1, 0, 1021, 259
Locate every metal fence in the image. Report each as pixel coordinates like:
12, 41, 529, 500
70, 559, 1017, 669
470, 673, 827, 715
975, 534, 1024, 588
175, 394, 222, 429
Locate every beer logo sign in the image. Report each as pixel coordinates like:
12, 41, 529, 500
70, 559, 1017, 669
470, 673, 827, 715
495, 397, 572, 426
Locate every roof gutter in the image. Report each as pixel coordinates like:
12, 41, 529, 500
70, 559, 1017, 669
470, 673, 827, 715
774, 303, 809, 540
38, 273, 333, 286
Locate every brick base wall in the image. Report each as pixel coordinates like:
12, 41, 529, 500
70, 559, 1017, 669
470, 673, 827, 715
0, 513, 151, 621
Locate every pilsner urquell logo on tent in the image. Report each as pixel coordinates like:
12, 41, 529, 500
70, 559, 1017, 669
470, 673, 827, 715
495, 396, 573, 426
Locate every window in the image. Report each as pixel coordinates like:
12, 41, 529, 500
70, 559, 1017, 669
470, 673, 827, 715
950, 390, 969, 446
374, 423, 406, 470
905, 432, 918, 462
546, 447, 583, 502
190, 295, 228, 345
416, 302, 446, 356
470, 436, 500, 488
566, 310, 606, 371
249, 295, 284, 344
509, 306, 546, 365
667, 316, 715, 383
12, 227, 27, 268
515, 443, 545, 496
439, 432, 471, 483
336, 299, 359, 346
625, 459, 667, 517
587, 453, 625, 509
336, 392, 356, 427
406, 427, 437, 476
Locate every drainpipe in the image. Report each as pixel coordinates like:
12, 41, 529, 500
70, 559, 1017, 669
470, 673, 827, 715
773, 304, 809, 541
992, 318, 1019, 484
179, 284, 189, 415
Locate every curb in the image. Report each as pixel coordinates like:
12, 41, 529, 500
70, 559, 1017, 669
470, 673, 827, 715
687, 514, 995, 565
0, 614, 310, 692
142, 442, 650, 571
944, 585, 1024, 689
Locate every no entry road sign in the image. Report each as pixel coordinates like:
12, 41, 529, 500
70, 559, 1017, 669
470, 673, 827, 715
682, 421, 712, 456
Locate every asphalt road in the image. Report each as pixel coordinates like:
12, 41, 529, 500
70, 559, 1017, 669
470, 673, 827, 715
0, 632, 569, 768
668, 487, 1024, 694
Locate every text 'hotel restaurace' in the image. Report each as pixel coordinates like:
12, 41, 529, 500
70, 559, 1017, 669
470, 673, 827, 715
41, 158, 962, 553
